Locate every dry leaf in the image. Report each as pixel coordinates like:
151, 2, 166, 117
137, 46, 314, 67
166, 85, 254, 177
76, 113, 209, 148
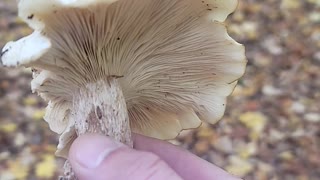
239, 112, 267, 140
35, 154, 57, 179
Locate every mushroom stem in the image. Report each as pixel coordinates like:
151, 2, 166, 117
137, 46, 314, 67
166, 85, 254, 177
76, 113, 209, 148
62, 77, 132, 179
73, 77, 132, 146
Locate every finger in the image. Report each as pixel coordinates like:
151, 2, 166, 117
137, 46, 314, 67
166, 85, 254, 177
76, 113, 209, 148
68, 133, 183, 180
133, 134, 240, 180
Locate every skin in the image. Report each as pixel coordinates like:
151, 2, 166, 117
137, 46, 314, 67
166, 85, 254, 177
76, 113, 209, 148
69, 133, 241, 180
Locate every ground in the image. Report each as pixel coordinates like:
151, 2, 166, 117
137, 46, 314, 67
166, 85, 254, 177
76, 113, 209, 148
0, 0, 319, 179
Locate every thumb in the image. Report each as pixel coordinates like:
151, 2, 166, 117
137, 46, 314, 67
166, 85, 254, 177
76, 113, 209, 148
68, 134, 182, 180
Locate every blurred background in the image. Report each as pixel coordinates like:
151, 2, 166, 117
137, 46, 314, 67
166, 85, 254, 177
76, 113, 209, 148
0, 0, 319, 179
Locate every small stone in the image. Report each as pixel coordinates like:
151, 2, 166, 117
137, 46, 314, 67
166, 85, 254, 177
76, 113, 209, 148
291, 129, 306, 137
278, 151, 294, 161
7, 91, 23, 101
290, 102, 306, 114
0, 172, 15, 180
212, 136, 233, 154
304, 113, 320, 122
240, 21, 258, 40
20, 148, 36, 166
309, 12, 320, 22
0, 151, 10, 161
262, 85, 283, 96
269, 129, 286, 142
14, 133, 26, 147
262, 37, 283, 55
253, 53, 271, 67
257, 161, 273, 173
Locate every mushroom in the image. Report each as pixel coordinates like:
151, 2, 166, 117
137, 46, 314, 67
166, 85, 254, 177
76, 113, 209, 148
1, 0, 246, 178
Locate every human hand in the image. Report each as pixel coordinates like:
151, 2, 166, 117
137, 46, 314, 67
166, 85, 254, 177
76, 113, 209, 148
68, 133, 240, 180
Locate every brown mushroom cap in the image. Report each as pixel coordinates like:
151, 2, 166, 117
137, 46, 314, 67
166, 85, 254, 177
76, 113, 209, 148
1, 0, 246, 157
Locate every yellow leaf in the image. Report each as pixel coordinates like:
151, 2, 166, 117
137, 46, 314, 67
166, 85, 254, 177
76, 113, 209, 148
279, 151, 294, 161
237, 142, 257, 159
35, 155, 57, 179
225, 155, 254, 177
0, 123, 17, 133
23, 96, 38, 106
33, 110, 46, 121
239, 112, 267, 140
8, 160, 29, 180
197, 125, 215, 139
281, 0, 301, 9
307, 0, 320, 6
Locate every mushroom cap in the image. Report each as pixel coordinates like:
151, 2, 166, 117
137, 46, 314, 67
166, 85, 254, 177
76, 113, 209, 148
1, 0, 246, 157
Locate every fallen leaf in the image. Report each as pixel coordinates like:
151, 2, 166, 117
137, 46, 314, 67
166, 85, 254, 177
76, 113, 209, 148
0, 123, 17, 133
278, 151, 294, 161
23, 96, 38, 106
237, 142, 257, 159
239, 112, 267, 140
32, 109, 46, 121
225, 155, 254, 177
8, 159, 29, 180
35, 154, 57, 179
281, 0, 301, 10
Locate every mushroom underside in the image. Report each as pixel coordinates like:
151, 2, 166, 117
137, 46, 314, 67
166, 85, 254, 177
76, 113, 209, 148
1, 0, 246, 158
